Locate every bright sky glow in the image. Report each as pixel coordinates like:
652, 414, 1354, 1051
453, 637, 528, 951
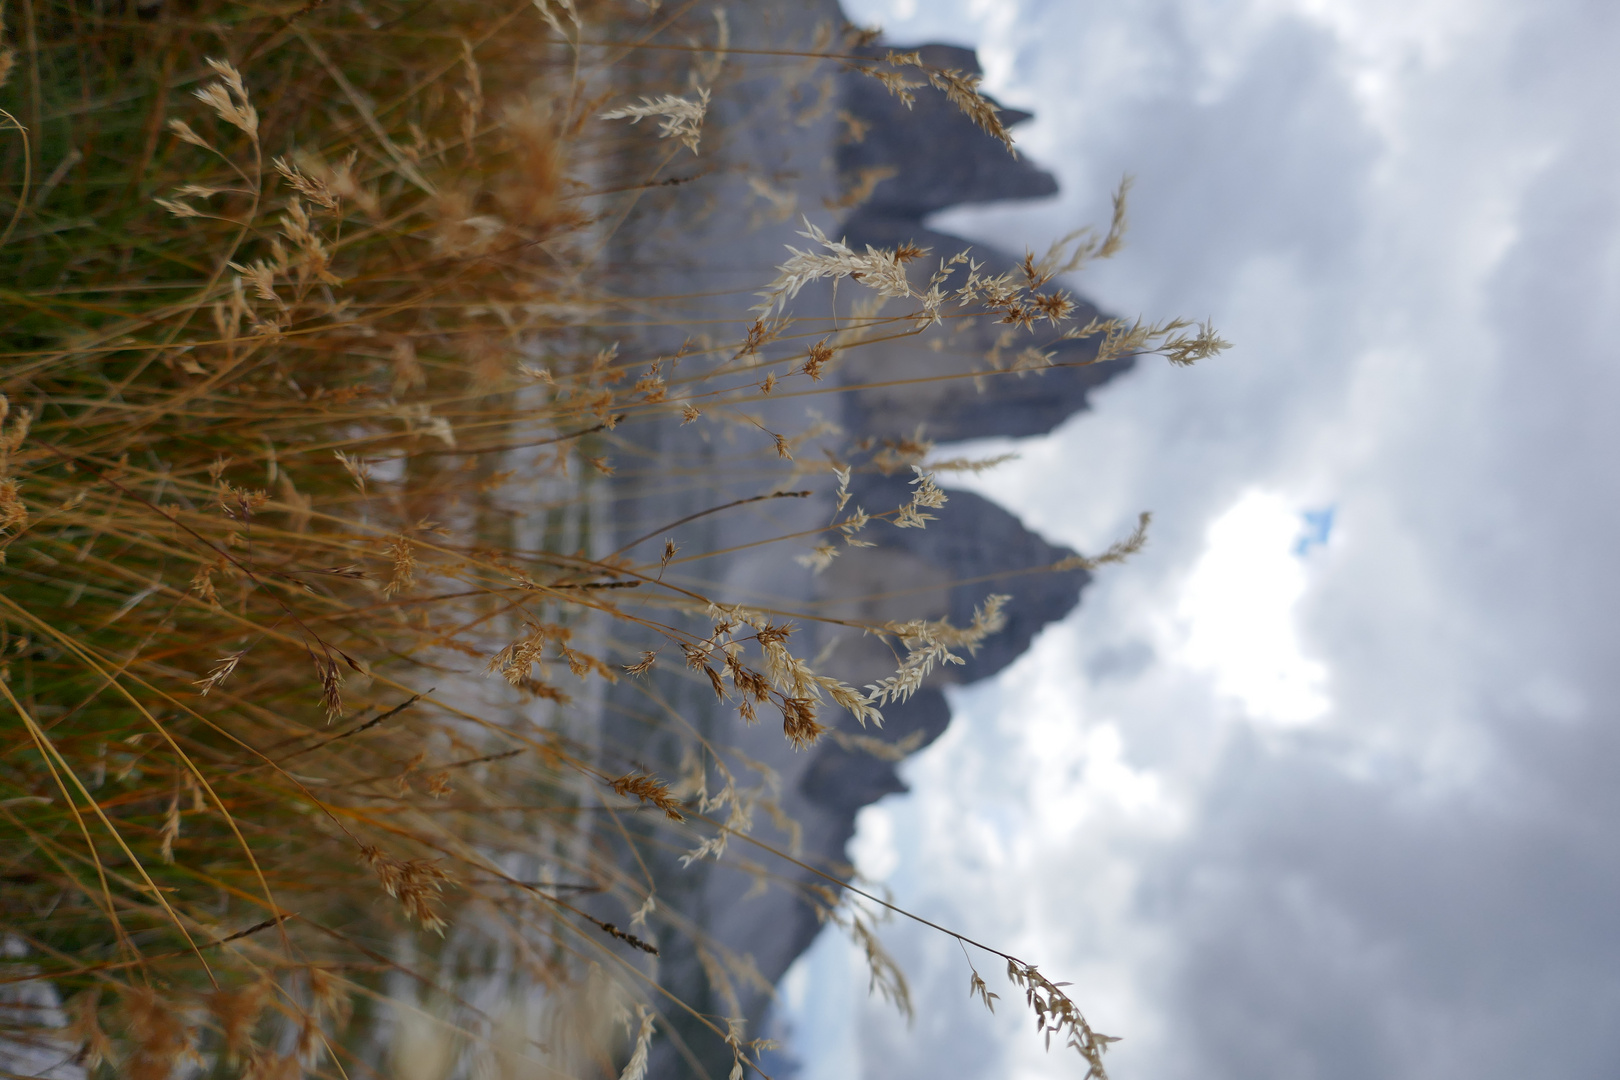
1174, 491, 1331, 725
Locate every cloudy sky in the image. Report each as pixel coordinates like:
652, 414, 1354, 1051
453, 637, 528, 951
774, 0, 1620, 1077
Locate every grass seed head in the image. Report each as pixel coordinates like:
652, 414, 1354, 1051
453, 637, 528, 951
611, 772, 685, 820
359, 844, 453, 934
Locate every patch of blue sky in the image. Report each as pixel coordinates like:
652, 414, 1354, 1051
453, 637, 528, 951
1294, 506, 1336, 556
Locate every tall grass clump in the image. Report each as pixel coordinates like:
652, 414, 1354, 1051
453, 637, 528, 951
1, 4, 1224, 1077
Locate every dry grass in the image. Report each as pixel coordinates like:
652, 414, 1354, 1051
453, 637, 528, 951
0, 3, 1223, 1077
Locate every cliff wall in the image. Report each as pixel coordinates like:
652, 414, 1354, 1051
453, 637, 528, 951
601, 19, 1133, 1077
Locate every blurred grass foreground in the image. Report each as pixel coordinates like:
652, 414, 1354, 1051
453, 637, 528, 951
0, 2, 1224, 1077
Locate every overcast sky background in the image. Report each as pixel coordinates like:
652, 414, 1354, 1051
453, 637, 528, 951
773, 0, 1620, 1077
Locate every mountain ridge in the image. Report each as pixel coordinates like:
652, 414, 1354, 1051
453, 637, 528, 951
599, 17, 1136, 1076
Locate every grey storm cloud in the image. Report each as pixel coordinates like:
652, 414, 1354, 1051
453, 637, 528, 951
777, 0, 1620, 1078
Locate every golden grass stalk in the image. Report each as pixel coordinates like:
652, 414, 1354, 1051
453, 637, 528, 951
0, 3, 1225, 1075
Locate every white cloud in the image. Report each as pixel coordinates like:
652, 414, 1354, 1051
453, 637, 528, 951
1174, 491, 1330, 725
780, 0, 1620, 1077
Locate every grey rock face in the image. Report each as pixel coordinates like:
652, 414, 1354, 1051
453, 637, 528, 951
838, 43, 1057, 219
835, 44, 1134, 445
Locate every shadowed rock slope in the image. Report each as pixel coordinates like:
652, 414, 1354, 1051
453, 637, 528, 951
600, 20, 1135, 1078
